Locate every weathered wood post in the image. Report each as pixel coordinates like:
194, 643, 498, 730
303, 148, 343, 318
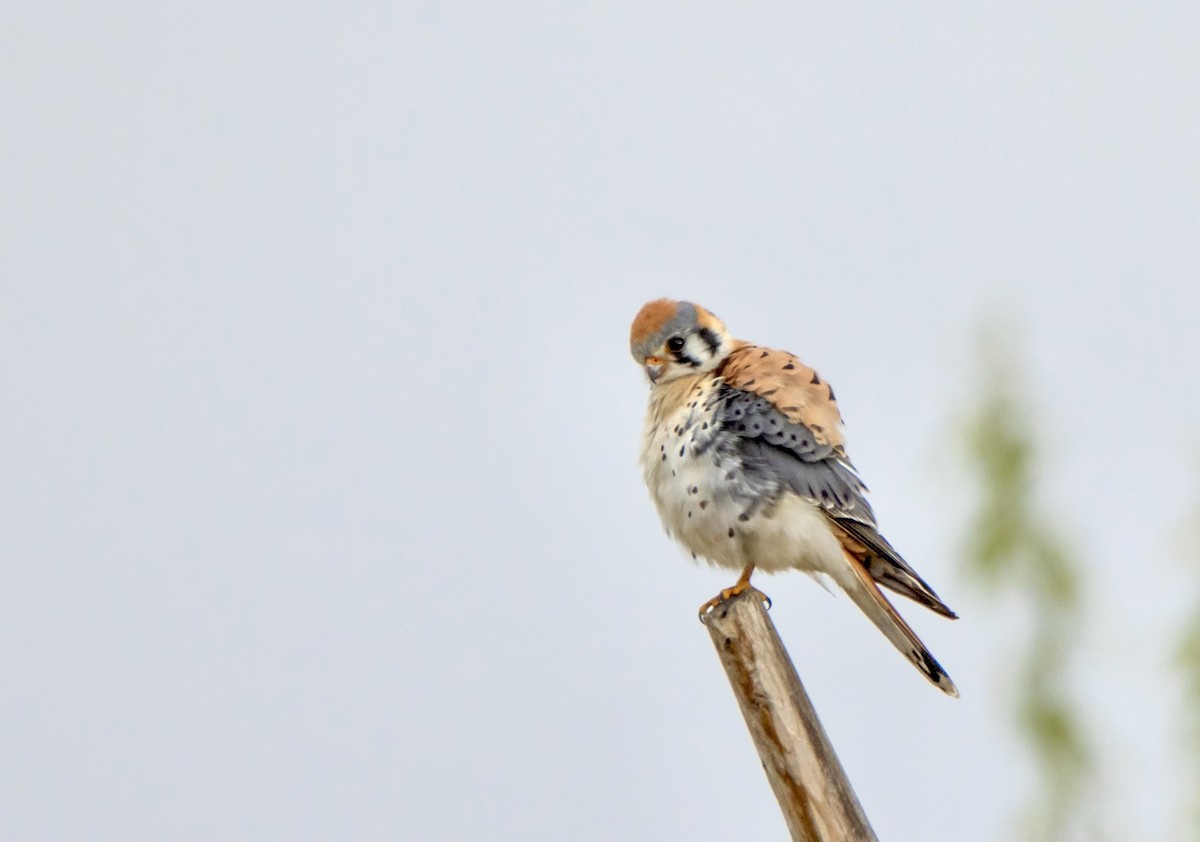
701, 589, 878, 842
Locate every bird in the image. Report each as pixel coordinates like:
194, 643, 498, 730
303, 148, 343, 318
630, 298, 958, 696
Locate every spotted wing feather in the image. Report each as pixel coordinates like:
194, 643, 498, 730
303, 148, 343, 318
720, 344, 847, 452
718, 344, 956, 619
736, 436, 873, 523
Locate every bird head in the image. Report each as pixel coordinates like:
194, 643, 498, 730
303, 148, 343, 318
629, 299, 733, 385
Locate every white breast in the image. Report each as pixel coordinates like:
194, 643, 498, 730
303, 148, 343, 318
639, 376, 848, 578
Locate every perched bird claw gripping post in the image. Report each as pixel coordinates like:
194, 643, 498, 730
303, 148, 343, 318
698, 585, 772, 619
631, 298, 959, 697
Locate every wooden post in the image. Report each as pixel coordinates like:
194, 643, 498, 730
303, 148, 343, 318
701, 589, 878, 842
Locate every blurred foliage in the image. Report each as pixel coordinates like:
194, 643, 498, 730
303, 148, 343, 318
960, 325, 1096, 841
1176, 477, 1200, 840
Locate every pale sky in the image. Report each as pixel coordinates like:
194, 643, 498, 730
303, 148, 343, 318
3, 3, 1199, 840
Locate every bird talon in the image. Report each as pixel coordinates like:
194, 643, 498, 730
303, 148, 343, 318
697, 583, 771, 618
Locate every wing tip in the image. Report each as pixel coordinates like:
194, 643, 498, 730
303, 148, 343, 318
930, 601, 959, 621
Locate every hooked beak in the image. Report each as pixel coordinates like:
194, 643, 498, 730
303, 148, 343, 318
644, 356, 665, 383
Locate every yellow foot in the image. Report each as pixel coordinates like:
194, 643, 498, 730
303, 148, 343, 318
697, 583, 771, 618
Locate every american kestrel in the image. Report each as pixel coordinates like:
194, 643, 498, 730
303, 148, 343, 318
631, 299, 958, 696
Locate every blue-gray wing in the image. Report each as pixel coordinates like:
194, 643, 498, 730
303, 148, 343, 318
720, 386, 874, 522
719, 385, 956, 618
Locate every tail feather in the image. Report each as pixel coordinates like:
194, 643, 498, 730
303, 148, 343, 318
837, 551, 959, 697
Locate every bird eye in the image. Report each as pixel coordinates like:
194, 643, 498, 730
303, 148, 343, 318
667, 336, 686, 352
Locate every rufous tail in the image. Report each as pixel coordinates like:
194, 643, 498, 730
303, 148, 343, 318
838, 552, 959, 697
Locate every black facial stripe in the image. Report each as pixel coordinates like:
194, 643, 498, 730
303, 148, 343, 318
698, 327, 721, 355
671, 338, 702, 366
